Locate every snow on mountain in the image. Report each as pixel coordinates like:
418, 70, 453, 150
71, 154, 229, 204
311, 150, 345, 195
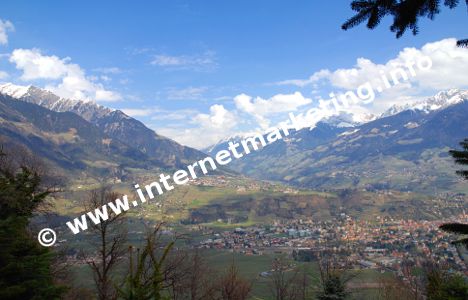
0, 83, 113, 123
3, 83, 467, 157
203, 133, 252, 153
0, 83, 30, 98
381, 89, 468, 118
322, 89, 467, 126
0, 82, 206, 167
321, 111, 376, 128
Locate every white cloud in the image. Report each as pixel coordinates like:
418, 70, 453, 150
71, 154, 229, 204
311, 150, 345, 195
234, 92, 312, 115
279, 38, 468, 92
150, 51, 216, 70
155, 104, 239, 149
275, 38, 468, 115
0, 19, 14, 45
9, 48, 121, 102
95, 89, 120, 101
234, 92, 312, 129
194, 104, 236, 129
10, 49, 69, 80
403, 38, 468, 90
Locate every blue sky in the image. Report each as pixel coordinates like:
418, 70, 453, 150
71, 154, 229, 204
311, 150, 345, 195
1, 1, 468, 148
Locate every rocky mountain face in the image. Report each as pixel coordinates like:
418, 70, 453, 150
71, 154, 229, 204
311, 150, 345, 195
206, 90, 468, 193
0, 84, 204, 170
0, 93, 141, 179
0, 84, 208, 183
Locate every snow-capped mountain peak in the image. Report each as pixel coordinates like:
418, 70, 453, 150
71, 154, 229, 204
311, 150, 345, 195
0, 83, 113, 122
381, 89, 468, 118
0, 83, 31, 99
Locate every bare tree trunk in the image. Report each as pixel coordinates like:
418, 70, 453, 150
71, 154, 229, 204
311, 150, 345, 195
82, 186, 127, 300
214, 260, 252, 300
169, 248, 216, 300
268, 256, 300, 300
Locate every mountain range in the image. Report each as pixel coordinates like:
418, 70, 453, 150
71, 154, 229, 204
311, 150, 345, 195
1, 83, 466, 194
206, 89, 468, 194
0, 83, 205, 182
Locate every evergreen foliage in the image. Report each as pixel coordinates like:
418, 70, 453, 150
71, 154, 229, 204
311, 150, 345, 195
0, 150, 65, 299
342, 0, 468, 46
